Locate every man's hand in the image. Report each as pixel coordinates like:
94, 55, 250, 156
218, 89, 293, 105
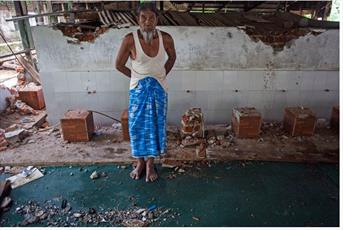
115, 34, 133, 78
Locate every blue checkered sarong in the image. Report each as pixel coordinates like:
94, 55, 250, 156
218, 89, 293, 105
128, 77, 168, 158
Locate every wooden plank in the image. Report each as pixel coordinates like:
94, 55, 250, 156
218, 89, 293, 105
175, 12, 198, 26
17, 56, 41, 85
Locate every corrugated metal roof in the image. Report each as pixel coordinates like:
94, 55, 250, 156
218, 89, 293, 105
96, 10, 338, 29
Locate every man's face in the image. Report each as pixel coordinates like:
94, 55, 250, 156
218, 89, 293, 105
137, 10, 157, 32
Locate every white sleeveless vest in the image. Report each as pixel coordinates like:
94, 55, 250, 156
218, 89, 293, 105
130, 29, 168, 91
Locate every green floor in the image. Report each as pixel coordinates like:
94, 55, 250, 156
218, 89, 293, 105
0, 161, 339, 227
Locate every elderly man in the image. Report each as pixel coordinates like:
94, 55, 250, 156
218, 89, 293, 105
115, 3, 176, 182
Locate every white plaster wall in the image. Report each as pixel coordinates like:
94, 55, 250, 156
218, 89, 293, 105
32, 26, 339, 125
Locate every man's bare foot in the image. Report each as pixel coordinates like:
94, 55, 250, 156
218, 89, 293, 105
130, 158, 145, 180
146, 157, 158, 182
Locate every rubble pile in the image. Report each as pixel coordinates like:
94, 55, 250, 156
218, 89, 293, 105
0, 56, 48, 152
0, 83, 47, 151
180, 108, 204, 148
260, 121, 286, 137
0, 129, 9, 151
11, 200, 177, 227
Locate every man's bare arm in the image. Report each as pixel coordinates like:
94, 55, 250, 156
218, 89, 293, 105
115, 34, 132, 78
163, 33, 176, 76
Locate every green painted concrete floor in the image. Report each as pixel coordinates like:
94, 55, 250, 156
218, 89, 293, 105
0, 161, 339, 227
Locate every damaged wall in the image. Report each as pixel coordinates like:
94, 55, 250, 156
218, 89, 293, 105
32, 26, 339, 125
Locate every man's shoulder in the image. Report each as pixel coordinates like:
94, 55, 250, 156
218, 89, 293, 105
123, 32, 134, 45
124, 32, 134, 39
160, 30, 173, 39
160, 30, 174, 42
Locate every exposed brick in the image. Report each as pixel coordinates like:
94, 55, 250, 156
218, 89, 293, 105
60, 110, 94, 142
283, 107, 316, 136
180, 108, 204, 138
231, 107, 262, 138
121, 109, 130, 141
18, 85, 45, 110
196, 140, 207, 158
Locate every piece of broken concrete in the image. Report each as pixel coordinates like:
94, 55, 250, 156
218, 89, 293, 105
135, 208, 146, 214
4, 128, 29, 144
6, 167, 44, 189
90, 171, 99, 179
73, 212, 82, 218
122, 219, 149, 227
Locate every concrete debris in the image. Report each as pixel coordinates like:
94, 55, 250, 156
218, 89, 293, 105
135, 208, 146, 214
181, 136, 201, 147
15, 100, 38, 115
11, 199, 176, 227
181, 108, 204, 139
0, 129, 9, 151
178, 168, 185, 173
4, 128, 29, 144
1, 60, 20, 70
196, 140, 207, 158
192, 216, 200, 221
122, 219, 148, 227
5, 124, 17, 132
27, 139, 36, 144
90, 171, 99, 180
6, 167, 44, 189
73, 213, 82, 218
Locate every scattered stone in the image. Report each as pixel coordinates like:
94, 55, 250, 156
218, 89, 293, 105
73, 213, 82, 218
10, 199, 175, 227
148, 211, 154, 219
178, 168, 185, 173
26, 215, 39, 224
122, 219, 148, 227
35, 210, 44, 217
88, 208, 96, 214
217, 135, 224, 140
192, 216, 200, 221
69, 173, 73, 176
5, 124, 18, 132
121, 165, 127, 169
135, 208, 146, 214
90, 171, 99, 179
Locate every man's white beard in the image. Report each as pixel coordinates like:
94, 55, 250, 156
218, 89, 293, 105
140, 29, 156, 45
